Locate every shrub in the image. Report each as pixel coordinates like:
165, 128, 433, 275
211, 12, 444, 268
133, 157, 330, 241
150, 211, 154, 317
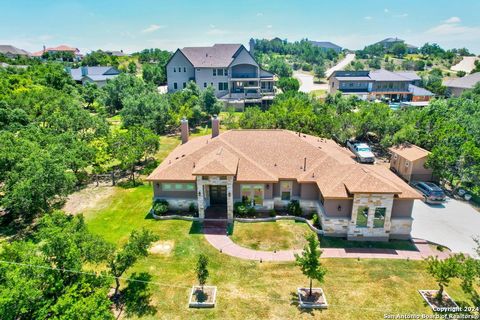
312, 213, 320, 228
287, 200, 302, 216
456, 71, 466, 78
247, 206, 256, 217
301, 63, 312, 72
189, 202, 197, 216
269, 209, 276, 218
234, 201, 249, 217
153, 199, 169, 216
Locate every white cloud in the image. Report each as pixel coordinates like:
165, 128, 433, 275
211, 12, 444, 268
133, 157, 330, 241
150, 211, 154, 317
266, 25, 273, 29
394, 13, 408, 18
426, 22, 480, 37
256, 12, 263, 17
364, 16, 372, 20
444, 16, 461, 24
141, 24, 165, 33
384, 8, 389, 13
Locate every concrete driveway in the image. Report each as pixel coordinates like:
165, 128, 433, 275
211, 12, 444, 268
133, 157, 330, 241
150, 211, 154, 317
325, 53, 355, 78
293, 71, 327, 93
411, 198, 480, 257
450, 56, 479, 73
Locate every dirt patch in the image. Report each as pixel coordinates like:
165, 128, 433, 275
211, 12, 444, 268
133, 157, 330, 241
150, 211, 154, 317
63, 183, 116, 215
148, 240, 174, 256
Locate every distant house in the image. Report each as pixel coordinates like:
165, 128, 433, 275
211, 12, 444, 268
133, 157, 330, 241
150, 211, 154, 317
328, 69, 434, 105
32, 45, 82, 60
443, 72, 480, 97
0, 45, 30, 58
67, 66, 120, 87
166, 43, 276, 110
373, 37, 418, 54
309, 41, 342, 53
389, 144, 433, 183
105, 50, 128, 57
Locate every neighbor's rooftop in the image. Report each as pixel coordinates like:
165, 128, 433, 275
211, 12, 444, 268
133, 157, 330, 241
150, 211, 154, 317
148, 130, 421, 199
389, 143, 430, 162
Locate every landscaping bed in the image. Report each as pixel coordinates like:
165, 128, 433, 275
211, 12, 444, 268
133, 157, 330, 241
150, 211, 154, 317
189, 286, 217, 308
419, 290, 458, 311
319, 236, 418, 251
297, 288, 328, 309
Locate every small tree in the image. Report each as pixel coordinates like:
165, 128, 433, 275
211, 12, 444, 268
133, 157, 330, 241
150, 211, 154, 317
295, 234, 327, 296
425, 256, 459, 303
108, 229, 159, 299
196, 254, 209, 291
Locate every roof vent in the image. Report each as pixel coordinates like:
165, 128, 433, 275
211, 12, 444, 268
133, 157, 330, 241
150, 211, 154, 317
274, 163, 277, 167
312, 172, 315, 178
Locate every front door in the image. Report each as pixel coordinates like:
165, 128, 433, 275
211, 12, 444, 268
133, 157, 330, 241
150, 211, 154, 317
209, 185, 227, 205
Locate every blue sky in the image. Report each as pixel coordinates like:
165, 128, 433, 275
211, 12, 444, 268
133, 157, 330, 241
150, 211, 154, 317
1, 0, 480, 54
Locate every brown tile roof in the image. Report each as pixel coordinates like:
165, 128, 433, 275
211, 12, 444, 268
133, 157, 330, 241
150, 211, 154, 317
180, 44, 243, 68
389, 143, 430, 162
147, 130, 422, 199
192, 147, 238, 175
31, 45, 79, 57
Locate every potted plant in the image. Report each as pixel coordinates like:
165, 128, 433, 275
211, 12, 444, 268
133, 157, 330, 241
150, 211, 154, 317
295, 234, 328, 308
189, 254, 217, 308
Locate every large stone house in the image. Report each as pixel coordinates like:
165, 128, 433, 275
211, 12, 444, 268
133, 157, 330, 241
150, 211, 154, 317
166, 43, 276, 110
147, 118, 421, 241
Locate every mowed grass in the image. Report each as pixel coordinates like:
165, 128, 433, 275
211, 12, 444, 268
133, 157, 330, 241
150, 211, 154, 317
230, 220, 312, 251
83, 184, 478, 319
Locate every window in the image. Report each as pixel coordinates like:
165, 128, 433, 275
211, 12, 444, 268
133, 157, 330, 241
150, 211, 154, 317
183, 67, 186, 72
356, 207, 368, 227
217, 68, 224, 76
183, 82, 186, 88
177, 67, 181, 73
173, 67, 176, 72
202, 176, 209, 181
373, 207, 386, 228
163, 183, 195, 191
280, 181, 292, 201
213, 69, 216, 76
405, 161, 410, 167
218, 83, 223, 91
224, 68, 228, 76
204, 82, 207, 88
210, 82, 213, 87
162, 183, 173, 191
173, 82, 178, 90
331, 82, 334, 88
241, 184, 264, 206
223, 82, 228, 90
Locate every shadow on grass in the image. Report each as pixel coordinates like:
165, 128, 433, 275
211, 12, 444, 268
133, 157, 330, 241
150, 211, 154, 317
189, 221, 203, 234
289, 291, 318, 316
144, 211, 155, 220
120, 272, 156, 318
319, 236, 418, 251
117, 180, 144, 189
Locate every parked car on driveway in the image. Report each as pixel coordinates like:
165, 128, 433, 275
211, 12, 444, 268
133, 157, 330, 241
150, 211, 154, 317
411, 181, 446, 204
346, 141, 375, 163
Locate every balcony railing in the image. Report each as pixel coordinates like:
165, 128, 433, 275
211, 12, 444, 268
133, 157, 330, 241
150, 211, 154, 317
230, 73, 258, 79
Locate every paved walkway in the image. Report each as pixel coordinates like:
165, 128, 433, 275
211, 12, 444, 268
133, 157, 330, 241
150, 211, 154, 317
451, 56, 479, 73
325, 53, 356, 78
203, 224, 450, 262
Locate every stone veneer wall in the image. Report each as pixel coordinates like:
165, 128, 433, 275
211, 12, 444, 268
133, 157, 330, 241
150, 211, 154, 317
390, 217, 413, 240
315, 202, 349, 236
196, 176, 234, 220
348, 193, 394, 241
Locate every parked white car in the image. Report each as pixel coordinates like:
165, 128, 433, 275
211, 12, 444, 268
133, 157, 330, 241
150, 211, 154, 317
346, 141, 375, 163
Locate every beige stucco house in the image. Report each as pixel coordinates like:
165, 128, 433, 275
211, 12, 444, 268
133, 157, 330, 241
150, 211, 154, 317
147, 119, 422, 241
389, 144, 433, 183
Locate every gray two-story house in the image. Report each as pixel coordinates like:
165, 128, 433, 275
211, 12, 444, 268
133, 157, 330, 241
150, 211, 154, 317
166, 44, 276, 110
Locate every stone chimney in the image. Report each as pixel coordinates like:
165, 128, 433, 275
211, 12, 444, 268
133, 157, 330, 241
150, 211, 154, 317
181, 118, 189, 144
212, 115, 220, 138
81, 66, 88, 76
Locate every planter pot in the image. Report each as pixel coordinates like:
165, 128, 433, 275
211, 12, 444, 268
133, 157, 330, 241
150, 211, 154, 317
297, 287, 328, 309
419, 290, 459, 311
189, 286, 217, 308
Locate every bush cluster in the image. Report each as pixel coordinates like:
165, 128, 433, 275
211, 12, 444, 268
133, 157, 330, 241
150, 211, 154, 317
287, 200, 303, 216
152, 199, 169, 216
233, 201, 256, 218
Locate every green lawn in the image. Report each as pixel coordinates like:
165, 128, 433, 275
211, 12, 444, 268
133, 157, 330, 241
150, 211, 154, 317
82, 184, 478, 319
230, 220, 312, 251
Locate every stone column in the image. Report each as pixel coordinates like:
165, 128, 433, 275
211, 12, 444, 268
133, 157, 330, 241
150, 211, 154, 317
196, 178, 205, 219
226, 177, 234, 221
